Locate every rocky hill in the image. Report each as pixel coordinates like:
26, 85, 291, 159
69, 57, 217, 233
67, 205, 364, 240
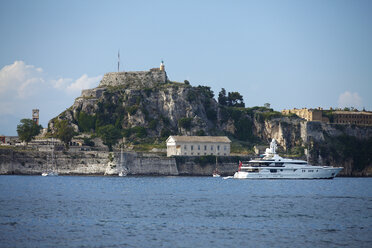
48, 67, 372, 176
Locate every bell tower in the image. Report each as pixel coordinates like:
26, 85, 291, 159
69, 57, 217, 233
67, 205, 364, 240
32, 109, 39, 125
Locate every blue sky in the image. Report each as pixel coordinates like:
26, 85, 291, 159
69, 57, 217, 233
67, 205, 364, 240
1, 0, 371, 135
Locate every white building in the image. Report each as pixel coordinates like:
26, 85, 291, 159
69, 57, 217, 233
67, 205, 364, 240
166, 136, 231, 157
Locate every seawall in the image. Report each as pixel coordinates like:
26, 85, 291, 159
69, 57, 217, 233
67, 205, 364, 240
0, 149, 241, 176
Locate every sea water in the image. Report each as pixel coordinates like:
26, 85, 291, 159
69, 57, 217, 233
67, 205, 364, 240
0, 176, 371, 248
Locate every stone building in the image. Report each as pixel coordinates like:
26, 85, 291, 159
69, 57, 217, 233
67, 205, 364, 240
333, 111, 372, 125
166, 136, 231, 157
282, 108, 372, 126
281, 108, 327, 122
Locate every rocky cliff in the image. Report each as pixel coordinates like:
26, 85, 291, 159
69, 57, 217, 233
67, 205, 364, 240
46, 68, 372, 176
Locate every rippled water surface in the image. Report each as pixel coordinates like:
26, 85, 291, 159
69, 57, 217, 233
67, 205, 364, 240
0, 176, 371, 247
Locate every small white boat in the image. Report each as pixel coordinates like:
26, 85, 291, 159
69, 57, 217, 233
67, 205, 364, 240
41, 171, 58, 177
234, 139, 342, 179
41, 138, 58, 177
212, 172, 221, 178
212, 157, 221, 177
118, 171, 127, 177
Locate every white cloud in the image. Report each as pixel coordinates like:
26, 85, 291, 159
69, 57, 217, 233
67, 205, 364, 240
338, 91, 363, 109
0, 60, 44, 98
0, 61, 102, 135
66, 74, 102, 93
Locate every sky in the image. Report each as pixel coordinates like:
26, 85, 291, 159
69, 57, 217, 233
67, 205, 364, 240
1, 0, 371, 135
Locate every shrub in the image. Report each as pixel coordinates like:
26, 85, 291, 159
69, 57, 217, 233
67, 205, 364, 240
178, 117, 193, 130
77, 112, 96, 132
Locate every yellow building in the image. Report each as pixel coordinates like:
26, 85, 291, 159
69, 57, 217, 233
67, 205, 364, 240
281, 108, 327, 122
282, 108, 372, 126
333, 111, 372, 125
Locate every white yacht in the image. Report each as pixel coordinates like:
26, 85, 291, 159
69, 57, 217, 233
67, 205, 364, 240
234, 139, 342, 179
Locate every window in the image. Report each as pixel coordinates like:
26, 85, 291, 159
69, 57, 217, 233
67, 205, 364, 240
270, 169, 277, 173
184, 153, 187, 155
204, 145, 207, 150
217, 145, 220, 151
197, 153, 200, 155
191, 152, 193, 155
191, 145, 193, 151
224, 146, 227, 151
198, 145, 200, 150
184, 145, 187, 150
211, 145, 213, 151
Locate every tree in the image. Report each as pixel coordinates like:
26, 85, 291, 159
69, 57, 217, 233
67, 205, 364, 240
218, 88, 227, 106
97, 124, 121, 151
178, 117, 193, 130
55, 120, 76, 149
227, 92, 245, 107
17, 119, 42, 144
77, 112, 96, 132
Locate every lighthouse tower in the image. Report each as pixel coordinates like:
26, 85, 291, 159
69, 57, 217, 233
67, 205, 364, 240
160, 60, 165, 71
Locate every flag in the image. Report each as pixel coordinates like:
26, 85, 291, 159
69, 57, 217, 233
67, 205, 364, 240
238, 160, 242, 171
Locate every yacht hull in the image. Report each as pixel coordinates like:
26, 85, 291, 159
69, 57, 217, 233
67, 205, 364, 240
234, 167, 342, 179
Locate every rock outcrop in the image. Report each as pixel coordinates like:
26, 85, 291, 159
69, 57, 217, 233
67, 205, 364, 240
45, 67, 372, 176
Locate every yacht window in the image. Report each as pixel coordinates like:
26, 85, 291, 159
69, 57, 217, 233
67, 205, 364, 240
270, 169, 277, 173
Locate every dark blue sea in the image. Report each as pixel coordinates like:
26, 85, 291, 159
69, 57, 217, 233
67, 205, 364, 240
0, 176, 371, 248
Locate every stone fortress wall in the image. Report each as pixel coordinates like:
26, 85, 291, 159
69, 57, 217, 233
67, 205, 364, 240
98, 68, 168, 88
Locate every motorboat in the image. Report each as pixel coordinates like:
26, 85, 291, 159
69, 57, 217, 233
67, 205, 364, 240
212, 169, 221, 177
234, 139, 342, 179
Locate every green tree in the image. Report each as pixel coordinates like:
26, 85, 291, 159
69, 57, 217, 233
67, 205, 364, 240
16, 119, 42, 144
55, 120, 76, 149
218, 88, 227, 106
97, 124, 121, 151
77, 112, 96, 132
178, 117, 193, 130
227, 92, 245, 107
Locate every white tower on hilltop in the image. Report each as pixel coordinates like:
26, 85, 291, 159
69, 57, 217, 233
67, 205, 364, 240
160, 60, 165, 71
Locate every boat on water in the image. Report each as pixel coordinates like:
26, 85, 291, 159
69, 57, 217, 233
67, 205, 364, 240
234, 139, 342, 179
212, 169, 221, 177
212, 157, 221, 177
41, 139, 58, 177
